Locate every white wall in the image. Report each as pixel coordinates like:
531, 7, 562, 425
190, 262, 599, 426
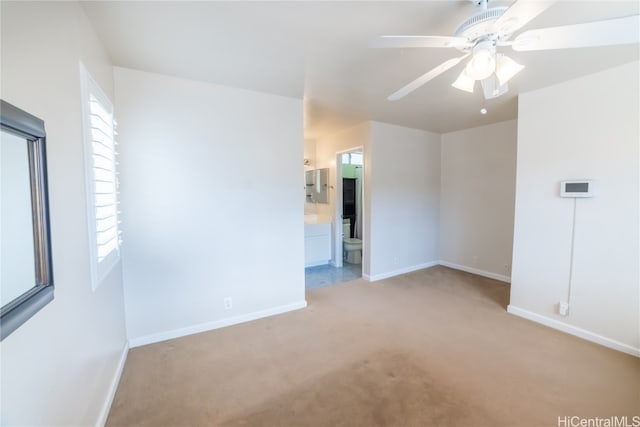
0, 2, 128, 425
367, 121, 441, 280
440, 120, 517, 281
510, 61, 640, 355
114, 68, 305, 345
315, 123, 370, 269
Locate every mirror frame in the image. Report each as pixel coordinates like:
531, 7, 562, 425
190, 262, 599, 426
0, 100, 54, 341
305, 168, 329, 204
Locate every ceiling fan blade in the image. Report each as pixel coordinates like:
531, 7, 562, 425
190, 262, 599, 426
388, 54, 469, 101
371, 35, 471, 49
493, 0, 557, 38
512, 15, 640, 51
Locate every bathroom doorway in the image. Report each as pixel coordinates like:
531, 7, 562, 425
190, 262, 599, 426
335, 147, 364, 273
304, 146, 364, 290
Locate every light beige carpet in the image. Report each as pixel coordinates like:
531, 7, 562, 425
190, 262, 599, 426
107, 266, 640, 427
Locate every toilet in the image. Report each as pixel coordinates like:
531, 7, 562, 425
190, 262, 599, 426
342, 222, 362, 264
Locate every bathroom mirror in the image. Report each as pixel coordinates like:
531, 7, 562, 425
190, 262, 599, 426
305, 168, 329, 204
0, 100, 54, 341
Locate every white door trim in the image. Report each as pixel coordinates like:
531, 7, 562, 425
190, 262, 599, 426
333, 146, 365, 268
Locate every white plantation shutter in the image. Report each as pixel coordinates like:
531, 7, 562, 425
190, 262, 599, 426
81, 63, 121, 289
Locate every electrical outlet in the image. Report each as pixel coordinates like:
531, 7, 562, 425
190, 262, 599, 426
393, 256, 399, 265
224, 297, 232, 310
558, 301, 569, 316
504, 263, 511, 273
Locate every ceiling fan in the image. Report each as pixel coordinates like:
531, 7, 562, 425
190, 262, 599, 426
371, 0, 640, 101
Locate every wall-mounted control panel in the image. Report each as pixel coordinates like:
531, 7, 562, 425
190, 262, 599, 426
560, 180, 594, 198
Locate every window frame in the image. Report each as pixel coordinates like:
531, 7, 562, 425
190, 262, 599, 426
79, 63, 121, 290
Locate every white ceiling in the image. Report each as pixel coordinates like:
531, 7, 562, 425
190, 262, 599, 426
81, 1, 639, 137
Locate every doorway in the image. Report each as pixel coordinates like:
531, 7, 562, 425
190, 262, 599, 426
304, 146, 365, 290
334, 147, 364, 272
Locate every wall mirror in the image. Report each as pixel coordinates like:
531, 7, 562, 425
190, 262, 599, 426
305, 168, 329, 204
0, 100, 54, 341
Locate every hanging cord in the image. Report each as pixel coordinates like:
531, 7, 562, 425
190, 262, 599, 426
567, 197, 578, 308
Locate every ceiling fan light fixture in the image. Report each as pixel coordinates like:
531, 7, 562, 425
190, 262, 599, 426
481, 74, 509, 99
465, 41, 496, 80
495, 54, 525, 85
452, 69, 475, 93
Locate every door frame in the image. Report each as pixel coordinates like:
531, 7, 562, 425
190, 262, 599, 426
333, 146, 365, 268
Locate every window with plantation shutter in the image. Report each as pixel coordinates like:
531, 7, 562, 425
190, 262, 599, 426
80, 63, 121, 289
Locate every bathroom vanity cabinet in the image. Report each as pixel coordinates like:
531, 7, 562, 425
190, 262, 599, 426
304, 217, 331, 267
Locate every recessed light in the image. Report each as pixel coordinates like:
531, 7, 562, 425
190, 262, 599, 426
480, 108, 487, 115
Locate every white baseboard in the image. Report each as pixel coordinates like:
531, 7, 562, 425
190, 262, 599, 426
507, 305, 639, 357
364, 261, 439, 282
305, 261, 329, 268
96, 341, 129, 427
438, 260, 511, 283
129, 300, 308, 348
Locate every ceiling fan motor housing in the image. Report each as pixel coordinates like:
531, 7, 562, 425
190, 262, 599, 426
454, 7, 508, 45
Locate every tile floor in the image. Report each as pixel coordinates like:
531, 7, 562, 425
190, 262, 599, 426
305, 262, 362, 290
